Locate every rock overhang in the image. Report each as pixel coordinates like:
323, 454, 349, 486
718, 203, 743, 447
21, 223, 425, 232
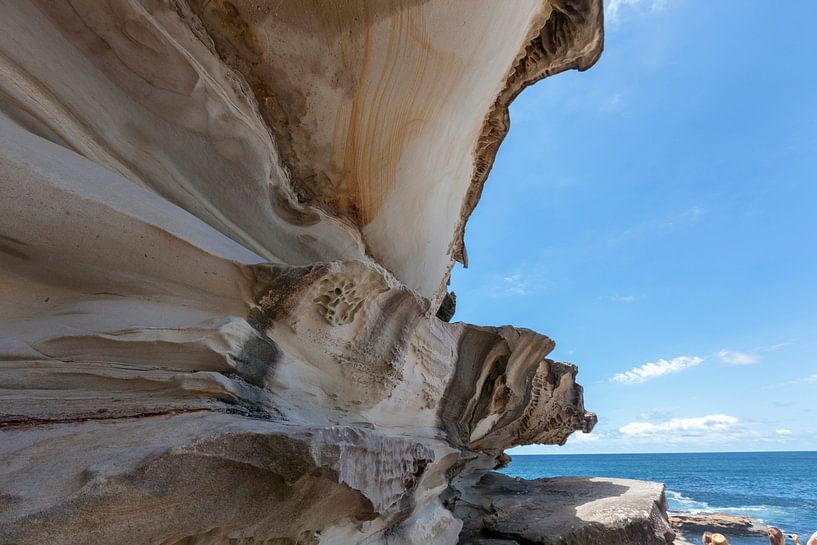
0, 1, 628, 544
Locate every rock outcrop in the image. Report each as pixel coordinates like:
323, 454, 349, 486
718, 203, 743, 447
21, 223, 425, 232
0, 1, 674, 544
670, 513, 769, 539
458, 474, 676, 545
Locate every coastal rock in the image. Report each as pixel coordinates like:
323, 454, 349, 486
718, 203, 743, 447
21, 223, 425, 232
179, 0, 605, 301
457, 473, 677, 545
671, 513, 769, 537
0, 1, 608, 544
0, 414, 442, 545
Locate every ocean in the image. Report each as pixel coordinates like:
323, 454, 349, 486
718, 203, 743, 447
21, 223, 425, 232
501, 451, 817, 545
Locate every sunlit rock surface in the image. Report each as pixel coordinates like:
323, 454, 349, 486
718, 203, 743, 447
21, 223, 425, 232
457, 474, 676, 545
0, 1, 678, 544
670, 513, 769, 539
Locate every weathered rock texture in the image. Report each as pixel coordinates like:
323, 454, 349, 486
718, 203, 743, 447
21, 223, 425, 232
0, 1, 672, 544
458, 474, 676, 545
670, 513, 769, 539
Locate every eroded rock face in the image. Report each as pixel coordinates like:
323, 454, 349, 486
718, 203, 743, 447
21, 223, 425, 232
0, 1, 615, 544
175, 0, 606, 301
1, 414, 439, 545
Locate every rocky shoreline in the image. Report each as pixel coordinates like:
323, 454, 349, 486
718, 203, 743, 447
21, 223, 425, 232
671, 513, 769, 544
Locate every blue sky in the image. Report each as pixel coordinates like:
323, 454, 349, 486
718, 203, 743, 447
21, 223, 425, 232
451, 0, 817, 454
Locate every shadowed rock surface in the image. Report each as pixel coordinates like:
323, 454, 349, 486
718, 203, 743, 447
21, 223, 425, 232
0, 1, 674, 544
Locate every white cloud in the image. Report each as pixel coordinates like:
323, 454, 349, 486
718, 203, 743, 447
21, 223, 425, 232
568, 431, 603, 443
605, 0, 667, 24
776, 429, 793, 436
718, 350, 759, 365
606, 0, 637, 21
502, 274, 527, 295
611, 355, 703, 384
806, 373, 817, 382
620, 414, 739, 437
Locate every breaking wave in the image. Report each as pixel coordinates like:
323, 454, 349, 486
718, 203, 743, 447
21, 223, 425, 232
666, 489, 783, 521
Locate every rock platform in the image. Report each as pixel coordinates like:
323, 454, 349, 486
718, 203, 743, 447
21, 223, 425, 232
458, 473, 677, 545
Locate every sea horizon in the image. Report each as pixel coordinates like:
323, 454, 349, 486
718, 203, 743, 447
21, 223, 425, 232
503, 451, 817, 545
511, 449, 817, 456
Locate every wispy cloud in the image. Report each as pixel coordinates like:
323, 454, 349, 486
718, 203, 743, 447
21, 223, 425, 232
606, 205, 705, 247
502, 273, 528, 295
718, 349, 759, 366
776, 428, 793, 436
758, 341, 793, 353
485, 270, 550, 298
611, 355, 703, 384
609, 293, 637, 303
601, 92, 626, 114
606, 0, 668, 24
638, 409, 673, 421
762, 372, 817, 390
620, 414, 739, 437
662, 205, 704, 228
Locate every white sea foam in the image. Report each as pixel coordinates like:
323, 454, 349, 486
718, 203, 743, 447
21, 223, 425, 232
666, 489, 779, 520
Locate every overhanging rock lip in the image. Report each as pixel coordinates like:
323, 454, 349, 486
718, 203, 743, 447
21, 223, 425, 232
450, 0, 605, 276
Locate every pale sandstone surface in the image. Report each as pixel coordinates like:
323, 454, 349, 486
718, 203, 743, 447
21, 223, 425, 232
178, 0, 604, 300
457, 474, 676, 545
670, 513, 769, 539
0, 1, 672, 544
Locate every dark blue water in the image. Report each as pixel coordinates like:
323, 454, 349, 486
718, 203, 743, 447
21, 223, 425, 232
502, 452, 817, 545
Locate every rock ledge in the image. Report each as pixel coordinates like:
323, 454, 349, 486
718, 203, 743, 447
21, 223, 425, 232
671, 513, 769, 539
458, 473, 676, 545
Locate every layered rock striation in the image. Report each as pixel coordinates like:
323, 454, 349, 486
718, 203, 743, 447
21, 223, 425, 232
0, 1, 670, 544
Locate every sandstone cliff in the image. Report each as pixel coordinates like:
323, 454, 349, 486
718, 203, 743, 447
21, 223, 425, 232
0, 2, 670, 544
